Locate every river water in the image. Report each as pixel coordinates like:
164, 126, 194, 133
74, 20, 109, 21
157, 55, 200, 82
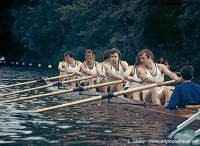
0, 66, 199, 146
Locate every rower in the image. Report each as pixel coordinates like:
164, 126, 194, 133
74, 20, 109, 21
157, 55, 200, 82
167, 65, 200, 109
63, 51, 82, 87
76, 49, 107, 93
104, 48, 128, 92
58, 53, 69, 82
137, 49, 180, 106
123, 56, 143, 101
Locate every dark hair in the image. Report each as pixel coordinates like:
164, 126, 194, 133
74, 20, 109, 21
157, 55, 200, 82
103, 50, 111, 61
85, 49, 94, 55
138, 49, 154, 61
180, 65, 194, 80
64, 51, 75, 59
135, 54, 141, 66
110, 48, 121, 59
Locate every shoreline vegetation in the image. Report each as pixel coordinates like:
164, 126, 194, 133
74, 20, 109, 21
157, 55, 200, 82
0, 1, 200, 71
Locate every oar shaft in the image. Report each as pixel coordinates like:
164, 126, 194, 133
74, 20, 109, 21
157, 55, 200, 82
84, 80, 123, 90
46, 74, 73, 80
62, 76, 94, 84
0, 74, 74, 89
0, 89, 74, 104
26, 95, 102, 113
0, 80, 37, 89
0, 84, 53, 98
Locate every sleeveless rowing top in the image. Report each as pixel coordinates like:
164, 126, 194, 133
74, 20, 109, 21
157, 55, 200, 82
84, 61, 98, 75
142, 63, 164, 94
125, 66, 142, 88
106, 60, 125, 82
67, 60, 78, 72
110, 61, 124, 76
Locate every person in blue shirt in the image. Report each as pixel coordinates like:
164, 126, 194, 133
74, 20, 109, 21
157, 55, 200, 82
167, 65, 200, 109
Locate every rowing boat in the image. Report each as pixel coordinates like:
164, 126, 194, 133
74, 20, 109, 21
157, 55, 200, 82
44, 81, 200, 143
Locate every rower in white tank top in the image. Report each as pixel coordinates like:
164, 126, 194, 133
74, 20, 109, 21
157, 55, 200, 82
67, 60, 79, 72
142, 63, 164, 97
110, 60, 124, 76
106, 60, 124, 82
83, 61, 102, 83
125, 66, 142, 88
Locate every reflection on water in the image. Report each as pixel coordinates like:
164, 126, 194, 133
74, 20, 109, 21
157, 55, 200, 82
0, 66, 199, 145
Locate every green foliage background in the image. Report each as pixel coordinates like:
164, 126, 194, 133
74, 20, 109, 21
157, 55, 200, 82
2, 0, 200, 70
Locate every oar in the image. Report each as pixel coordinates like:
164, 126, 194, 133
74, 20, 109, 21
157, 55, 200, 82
25, 80, 175, 113
186, 105, 200, 110
0, 80, 123, 104
0, 76, 92, 98
0, 74, 74, 89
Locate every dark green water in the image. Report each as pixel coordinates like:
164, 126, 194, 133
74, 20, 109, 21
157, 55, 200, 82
0, 66, 199, 146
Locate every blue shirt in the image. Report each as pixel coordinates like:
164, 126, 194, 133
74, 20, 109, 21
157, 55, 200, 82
167, 82, 200, 110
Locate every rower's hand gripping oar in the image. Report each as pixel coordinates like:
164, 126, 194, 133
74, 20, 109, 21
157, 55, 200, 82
0, 80, 123, 104
0, 75, 93, 98
0, 74, 74, 89
24, 80, 175, 113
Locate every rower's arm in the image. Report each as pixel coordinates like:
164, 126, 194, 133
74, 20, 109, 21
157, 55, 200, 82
96, 62, 106, 78
58, 62, 66, 72
123, 65, 134, 79
137, 67, 158, 83
161, 64, 180, 81
80, 63, 95, 76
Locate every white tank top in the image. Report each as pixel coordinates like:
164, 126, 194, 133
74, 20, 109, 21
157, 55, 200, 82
125, 66, 142, 88
84, 61, 98, 74
110, 61, 124, 76
67, 60, 78, 72
143, 63, 164, 84
142, 63, 164, 93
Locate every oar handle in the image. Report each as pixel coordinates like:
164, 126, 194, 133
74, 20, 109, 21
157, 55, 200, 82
0, 83, 53, 98
26, 96, 102, 113
0, 80, 37, 89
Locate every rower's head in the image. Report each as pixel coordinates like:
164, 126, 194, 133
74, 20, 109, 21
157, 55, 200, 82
103, 49, 111, 61
180, 65, 194, 80
85, 49, 95, 61
110, 48, 121, 62
64, 51, 75, 62
138, 49, 154, 66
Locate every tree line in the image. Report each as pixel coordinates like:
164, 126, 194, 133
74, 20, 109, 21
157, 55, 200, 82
2, 0, 200, 71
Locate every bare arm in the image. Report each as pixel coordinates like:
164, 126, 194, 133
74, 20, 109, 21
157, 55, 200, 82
137, 67, 158, 83
96, 62, 106, 78
159, 64, 180, 81
58, 62, 67, 72
123, 65, 134, 79
79, 63, 96, 76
